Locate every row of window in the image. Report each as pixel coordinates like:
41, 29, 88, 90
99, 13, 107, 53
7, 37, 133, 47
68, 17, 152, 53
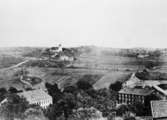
31, 99, 52, 107
118, 94, 144, 100
117, 93, 145, 104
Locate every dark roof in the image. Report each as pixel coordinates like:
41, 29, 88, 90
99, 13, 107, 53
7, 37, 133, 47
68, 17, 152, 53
119, 87, 154, 96
59, 51, 74, 57
50, 47, 59, 50
23, 76, 42, 85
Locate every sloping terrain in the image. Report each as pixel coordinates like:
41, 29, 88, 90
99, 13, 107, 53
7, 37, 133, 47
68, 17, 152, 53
0, 46, 165, 90
93, 71, 131, 89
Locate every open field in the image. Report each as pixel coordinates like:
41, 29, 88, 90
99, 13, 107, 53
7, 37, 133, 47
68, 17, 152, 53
0, 47, 44, 68
152, 55, 167, 73
0, 47, 165, 90
0, 66, 105, 90
75, 54, 144, 71
93, 71, 131, 89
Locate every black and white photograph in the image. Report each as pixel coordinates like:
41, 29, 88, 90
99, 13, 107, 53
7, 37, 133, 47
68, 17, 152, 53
0, 0, 167, 120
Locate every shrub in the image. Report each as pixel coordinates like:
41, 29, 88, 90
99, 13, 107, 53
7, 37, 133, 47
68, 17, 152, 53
109, 81, 122, 91
76, 80, 93, 90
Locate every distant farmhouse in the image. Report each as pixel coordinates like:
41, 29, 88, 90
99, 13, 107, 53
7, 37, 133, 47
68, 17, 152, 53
42, 44, 76, 62
55, 51, 75, 62
18, 89, 52, 108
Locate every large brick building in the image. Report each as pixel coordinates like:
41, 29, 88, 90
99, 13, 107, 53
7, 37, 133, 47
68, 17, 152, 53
118, 87, 154, 104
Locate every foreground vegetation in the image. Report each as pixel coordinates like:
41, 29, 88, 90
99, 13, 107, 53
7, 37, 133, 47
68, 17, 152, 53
0, 46, 165, 120
0, 78, 157, 120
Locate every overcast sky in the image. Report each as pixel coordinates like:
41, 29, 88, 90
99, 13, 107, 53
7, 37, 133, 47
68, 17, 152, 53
0, 0, 167, 48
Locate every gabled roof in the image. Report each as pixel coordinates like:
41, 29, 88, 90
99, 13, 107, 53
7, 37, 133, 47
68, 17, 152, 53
50, 47, 59, 50
18, 89, 52, 103
123, 73, 142, 88
128, 73, 141, 82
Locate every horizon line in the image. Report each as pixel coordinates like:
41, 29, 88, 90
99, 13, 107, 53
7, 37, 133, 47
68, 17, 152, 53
0, 45, 165, 49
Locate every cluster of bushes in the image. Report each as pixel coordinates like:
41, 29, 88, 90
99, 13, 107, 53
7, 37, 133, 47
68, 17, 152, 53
0, 87, 22, 102
44, 80, 117, 120
0, 87, 47, 120
0, 79, 156, 120
68, 107, 106, 120
44, 77, 156, 120
0, 94, 48, 120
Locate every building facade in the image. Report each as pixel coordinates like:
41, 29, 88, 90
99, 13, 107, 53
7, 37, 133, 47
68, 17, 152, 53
118, 87, 154, 104
18, 89, 53, 108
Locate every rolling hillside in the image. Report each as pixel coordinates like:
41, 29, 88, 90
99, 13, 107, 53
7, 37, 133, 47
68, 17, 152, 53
0, 46, 165, 90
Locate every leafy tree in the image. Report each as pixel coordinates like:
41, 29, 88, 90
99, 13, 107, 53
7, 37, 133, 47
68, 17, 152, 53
45, 82, 62, 103
131, 102, 145, 116
63, 86, 78, 94
109, 81, 122, 91
43, 104, 63, 120
57, 93, 76, 120
144, 94, 160, 116
79, 75, 98, 84
116, 104, 133, 116
75, 88, 116, 117
75, 90, 94, 108
0, 94, 29, 120
116, 101, 151, 117
77, 80, 93, 91
85, 88, 97, 98
68, 107, 105, 120
44, 92, 76, 120
45, 83, 117, 120
24, 106, 48, 120
116, 102, 146, 117
94, 89, 117, 117
135, 69, 149, 80
0, 88, 7, 102
8, 87, 19, 94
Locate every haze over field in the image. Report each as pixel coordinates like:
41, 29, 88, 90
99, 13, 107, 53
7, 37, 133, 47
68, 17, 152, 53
0, 0, 167, 48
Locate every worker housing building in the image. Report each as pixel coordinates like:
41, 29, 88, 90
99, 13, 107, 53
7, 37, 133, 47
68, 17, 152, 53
18, 89, 53, 108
